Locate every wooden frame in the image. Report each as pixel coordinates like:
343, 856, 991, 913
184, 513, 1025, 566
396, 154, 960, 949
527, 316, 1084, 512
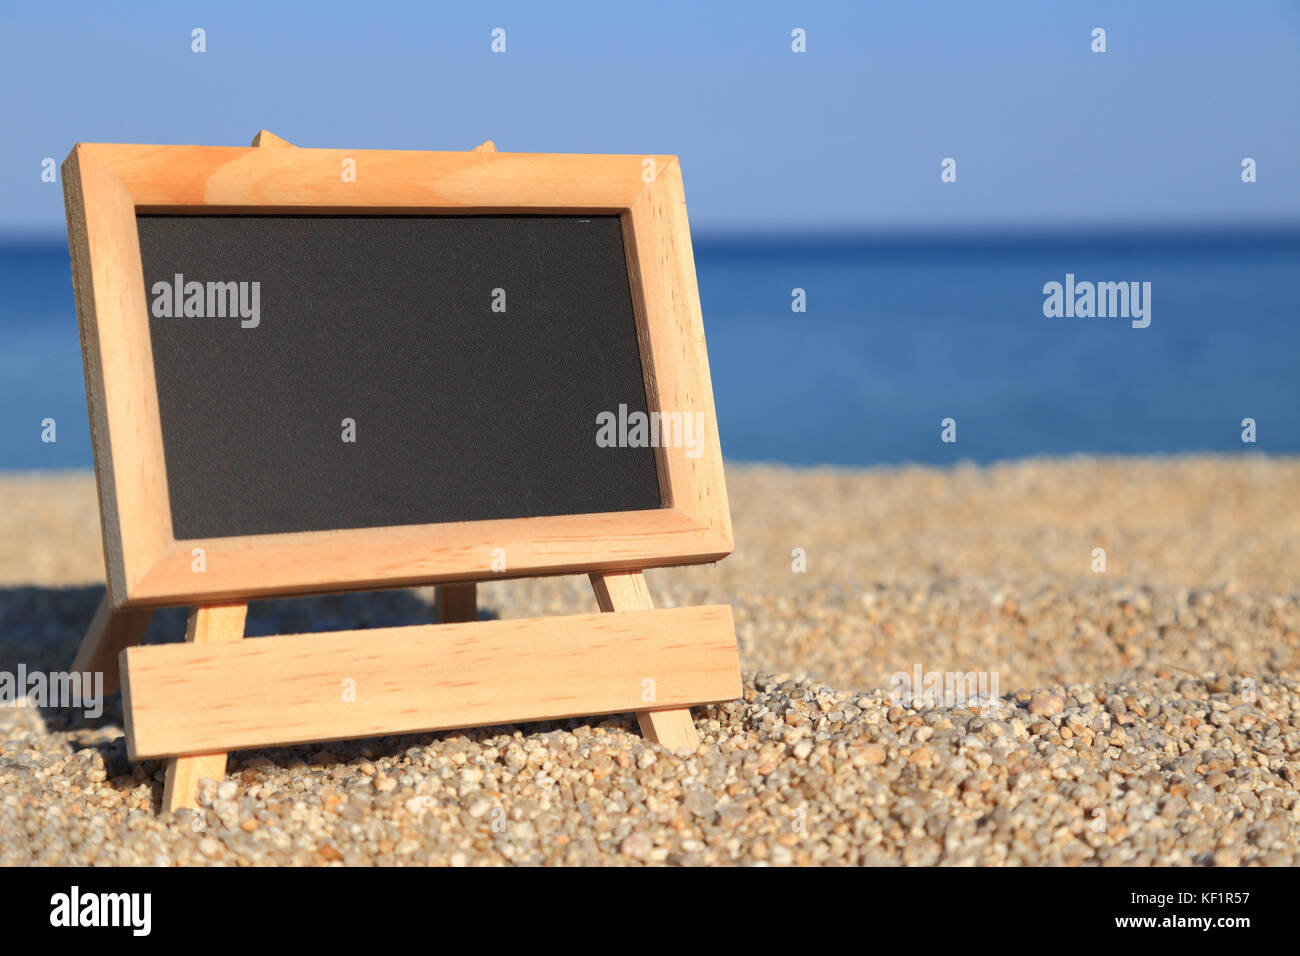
62, 138, 732, 611
65, 133, 739, 810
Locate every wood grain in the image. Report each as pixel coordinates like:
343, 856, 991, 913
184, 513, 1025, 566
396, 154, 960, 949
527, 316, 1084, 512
125, 507, 727, 607
122, 606, 739, 760
624, 160, 732, 549
590, 570, 702, 750
75, 143, 666, 213
154, 603, 248, 812
62, 146, 171, 605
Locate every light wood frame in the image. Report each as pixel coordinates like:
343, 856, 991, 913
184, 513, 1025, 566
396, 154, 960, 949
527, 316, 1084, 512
62, 140, 732, 611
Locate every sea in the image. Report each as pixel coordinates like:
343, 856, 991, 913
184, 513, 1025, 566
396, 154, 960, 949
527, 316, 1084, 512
2, 231, 1296, 470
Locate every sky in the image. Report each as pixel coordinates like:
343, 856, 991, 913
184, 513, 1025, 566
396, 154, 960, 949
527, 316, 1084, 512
2, 0, 1298, 238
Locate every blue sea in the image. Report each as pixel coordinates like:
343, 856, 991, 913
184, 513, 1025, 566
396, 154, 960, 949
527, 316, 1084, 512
2, 232, 1297, 469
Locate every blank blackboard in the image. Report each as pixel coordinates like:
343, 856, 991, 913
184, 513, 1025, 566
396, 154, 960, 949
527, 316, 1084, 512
136, 214, 662, 539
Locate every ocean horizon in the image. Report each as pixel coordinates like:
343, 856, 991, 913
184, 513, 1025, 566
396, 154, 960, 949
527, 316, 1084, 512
3, 228, 1297, 471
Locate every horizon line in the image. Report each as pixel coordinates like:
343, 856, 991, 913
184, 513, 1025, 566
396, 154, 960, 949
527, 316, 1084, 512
3, 219, 1300, 251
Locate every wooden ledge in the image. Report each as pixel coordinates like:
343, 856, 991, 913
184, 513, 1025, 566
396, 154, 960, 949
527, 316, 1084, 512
121, 606, 739, 760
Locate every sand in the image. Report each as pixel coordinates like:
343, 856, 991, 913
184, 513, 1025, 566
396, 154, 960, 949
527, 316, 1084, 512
1, 455, 1298, 865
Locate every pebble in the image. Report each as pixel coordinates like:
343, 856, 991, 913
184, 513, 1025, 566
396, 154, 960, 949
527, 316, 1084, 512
1029, 694, 1064, 717
620, 832, 653, 859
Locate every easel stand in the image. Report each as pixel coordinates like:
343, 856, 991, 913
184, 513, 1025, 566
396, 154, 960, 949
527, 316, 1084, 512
78, 569, 736, 813
70, 131, 740, 812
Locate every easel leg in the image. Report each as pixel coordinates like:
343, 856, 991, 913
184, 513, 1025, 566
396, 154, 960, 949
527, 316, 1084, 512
589, 570, 701, 750
162, 602, 248, 813
435, 583, 477, 623
72, 593, 152, 696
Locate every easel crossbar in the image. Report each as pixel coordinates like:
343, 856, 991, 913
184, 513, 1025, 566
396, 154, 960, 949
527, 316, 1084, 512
121, 605, 739, 760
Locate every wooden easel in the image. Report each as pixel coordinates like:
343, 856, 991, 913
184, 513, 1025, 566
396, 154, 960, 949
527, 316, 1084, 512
78, 570, 708, 812
71, 131, 716, 813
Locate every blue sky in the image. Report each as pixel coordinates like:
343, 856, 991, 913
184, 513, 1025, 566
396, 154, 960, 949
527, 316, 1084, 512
2, 0, 1298, 238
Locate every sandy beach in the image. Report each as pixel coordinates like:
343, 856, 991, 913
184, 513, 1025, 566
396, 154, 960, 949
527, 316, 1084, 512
1, 455, 1298, 865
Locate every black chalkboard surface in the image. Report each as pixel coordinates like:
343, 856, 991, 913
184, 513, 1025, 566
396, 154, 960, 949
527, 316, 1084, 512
136, 214, 662, 539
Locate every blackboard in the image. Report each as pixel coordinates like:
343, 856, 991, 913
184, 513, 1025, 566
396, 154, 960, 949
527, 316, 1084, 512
136, 214, 662, 539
